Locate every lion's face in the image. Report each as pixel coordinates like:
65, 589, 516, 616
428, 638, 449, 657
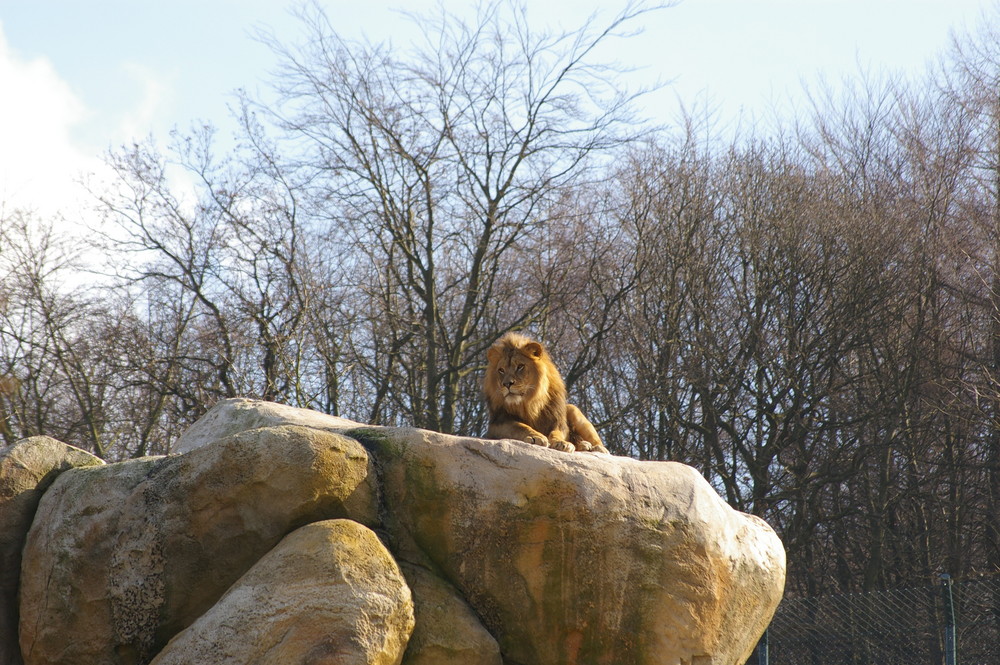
485, 335, 548, 408
490, 350, 540, 404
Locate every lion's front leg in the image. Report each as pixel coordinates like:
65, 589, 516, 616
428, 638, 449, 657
487, 421, 551, 448
566, 404, 610, 453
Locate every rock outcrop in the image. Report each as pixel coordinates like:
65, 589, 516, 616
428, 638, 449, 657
399, 561, 502, 665
19, 424, 376, 664
149, 519, 414, 665
361, 426, 783, 665
0, 437, 104, 665
9, 398, 785, 665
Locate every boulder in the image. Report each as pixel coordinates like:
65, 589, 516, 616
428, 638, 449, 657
399, 562, 502, 665
19, 425, 377, 665
357, 427, 785, 665
172, 397, 365, 453
149, 519, 414, 665
0, 437, 103, 665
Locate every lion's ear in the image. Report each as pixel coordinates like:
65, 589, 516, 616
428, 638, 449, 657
523, 342, 543, 358
487, 345, 502, 364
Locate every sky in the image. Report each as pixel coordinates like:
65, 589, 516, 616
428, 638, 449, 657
0, 0, 996, 223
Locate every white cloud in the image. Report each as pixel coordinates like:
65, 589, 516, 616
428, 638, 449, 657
117, 61, 175, 144
0, 22, 101, 221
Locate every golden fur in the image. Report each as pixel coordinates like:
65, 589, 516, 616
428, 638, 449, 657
483, 332, 608, 453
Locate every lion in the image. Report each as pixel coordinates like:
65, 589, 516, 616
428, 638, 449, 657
483, 332, 609, 453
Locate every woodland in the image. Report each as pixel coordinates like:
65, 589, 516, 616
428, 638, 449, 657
4, 2, 1000, 597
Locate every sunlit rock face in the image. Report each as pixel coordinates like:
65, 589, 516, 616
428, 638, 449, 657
18, 421, 376, 665
0, 437, 104, 665
13, 398, 784, 665
148, 519, 414, 665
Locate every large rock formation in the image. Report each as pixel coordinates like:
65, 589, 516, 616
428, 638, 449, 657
149, 519, 414, 665
9, 398, 785, 665
361, 426, 783, 665
0, 437, 104, 665
19, 424, 376, 665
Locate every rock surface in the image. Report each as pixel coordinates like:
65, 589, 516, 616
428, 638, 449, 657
172, 398, 365, 454
149, 519, 414, 665
15, 398, 784, 665
399, 562, 502, 665
361, 426, 785, 665
19, 424, 377, 665
0, 437, 104, 665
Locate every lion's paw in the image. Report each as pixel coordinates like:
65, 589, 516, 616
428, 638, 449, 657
550, 439, 575, 453
525, 434, 550, 447
574, 440, 594, 452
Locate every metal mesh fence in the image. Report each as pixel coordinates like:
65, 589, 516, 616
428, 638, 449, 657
953, 576, 1000, 665
745, 574, 1000, 665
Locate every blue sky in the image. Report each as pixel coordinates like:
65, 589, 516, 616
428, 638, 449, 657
0, 0, 994, 220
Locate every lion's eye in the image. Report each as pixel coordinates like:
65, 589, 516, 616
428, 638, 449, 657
497, 367, 505, 375
517, 364, 524, 372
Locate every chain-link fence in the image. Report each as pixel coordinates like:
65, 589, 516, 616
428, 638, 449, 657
746, 574, 1000, 665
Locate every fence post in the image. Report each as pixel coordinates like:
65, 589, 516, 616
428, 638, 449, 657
941, 573, 957, 665
755, 627, 769, 665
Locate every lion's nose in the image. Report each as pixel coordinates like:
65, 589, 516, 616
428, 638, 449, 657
503, 379, 514, 389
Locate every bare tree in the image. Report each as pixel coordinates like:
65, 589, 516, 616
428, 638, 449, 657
95, 116, 344, 419
939, 7, 1000, 586
0, 213, 117, 456
256, 0, 665, 434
